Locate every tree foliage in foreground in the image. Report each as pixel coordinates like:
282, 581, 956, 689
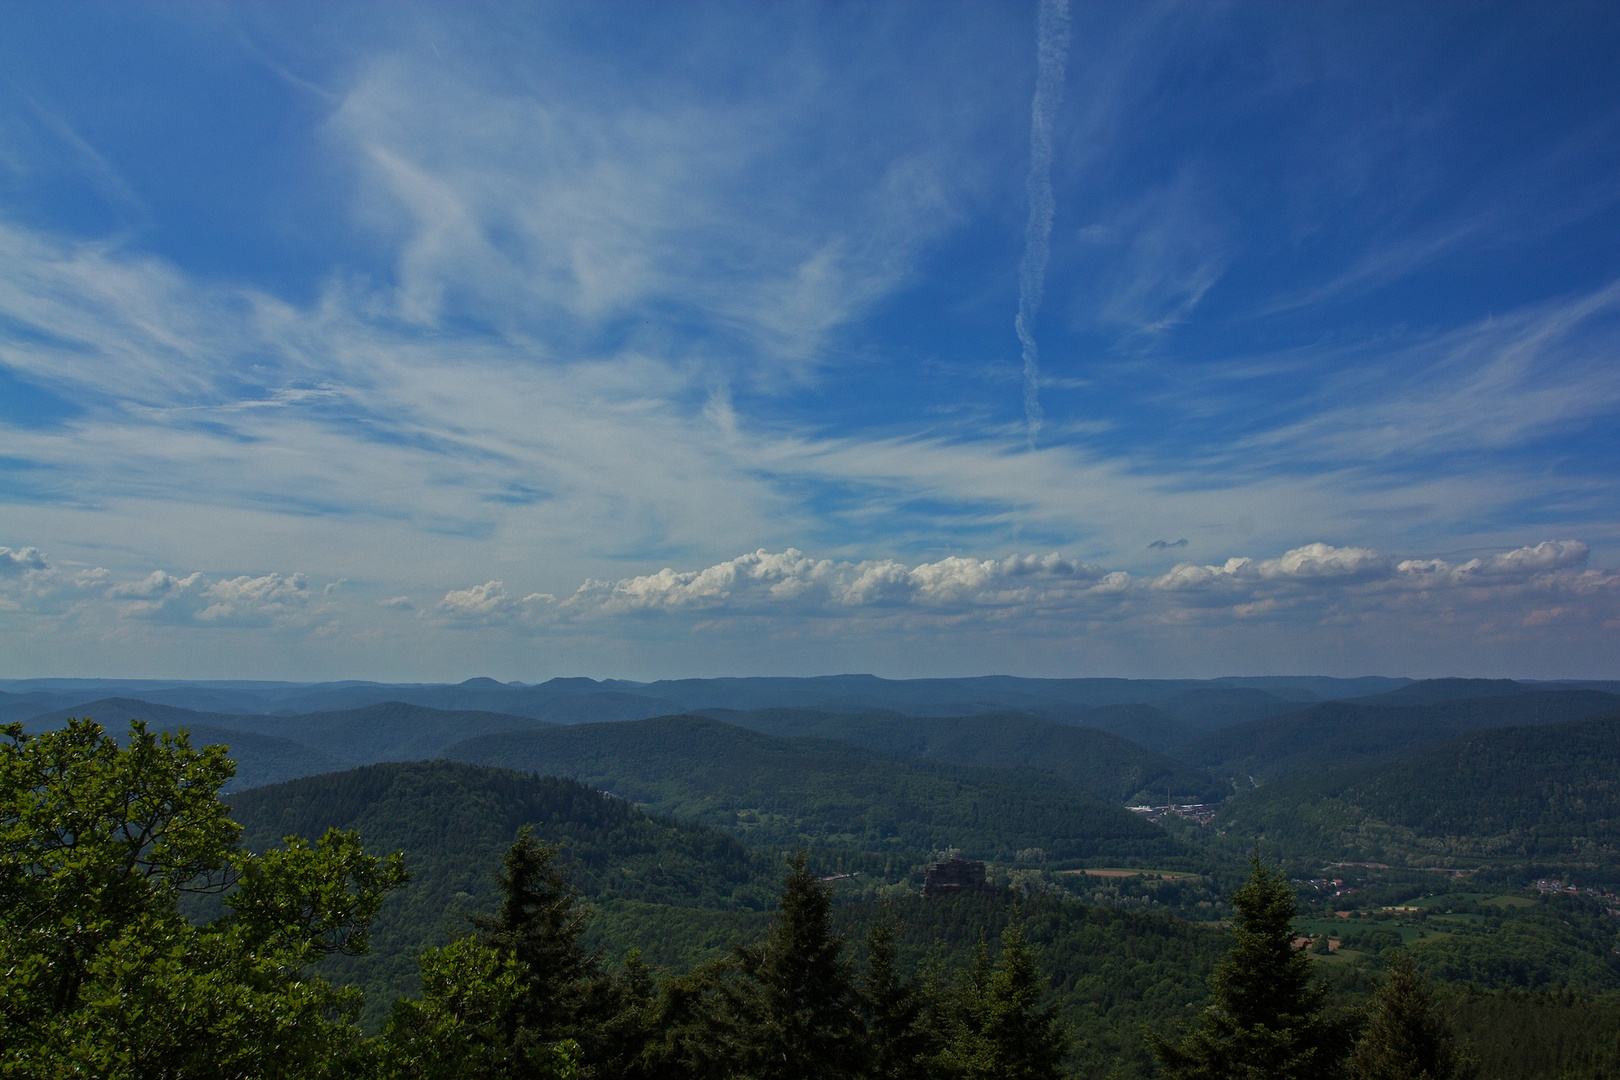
1351, 952, 1477, 1080
0, 719, 408, 1079
0, 720, 1069, 1078
1154, 855, 1349, 1080
438, 847, 1068, 1080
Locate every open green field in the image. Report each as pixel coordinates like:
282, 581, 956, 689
1060, 868, 1203, 881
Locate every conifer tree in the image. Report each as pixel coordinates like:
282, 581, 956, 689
470, 826, 639, 1077
940, 924, 1068, 1080
1154, 855, 1348, 1080
863, 920, 945, 1080
1351, 953, 1477, 1080
473, 827, 594, 1036
726, 852, 866, 1080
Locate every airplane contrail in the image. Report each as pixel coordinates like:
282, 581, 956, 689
1017, 0, 1070, 448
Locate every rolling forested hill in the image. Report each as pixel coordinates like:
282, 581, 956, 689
1047, 703, 1201, 754
1356, 678, 1553, 706
1181, 690, 1620, 782
228, 760, 781, 1027
702, 707, 1226, 803
23, 695, 269, 732
184, 700, 554, 761
157, 723, 349, 791
1212, 709, 1620, 870
443, 714, 1194, 863
14, 698, 351, 790
24, 697, 552, 771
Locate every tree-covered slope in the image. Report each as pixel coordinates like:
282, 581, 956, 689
1154, 687, 1310, 729
1045, 703, 1202, 754
180, 724, 351, 791
852, 891, 1226, 1080
703, 707, 1225, 803
1212, 709, 1620, 868
1181, 690, 1620, 782
443, 715, 1193, 863
227, 760, 780, 1027
1354, 677, 1542, 707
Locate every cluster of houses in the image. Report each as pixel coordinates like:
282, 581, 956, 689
1535, 879, 1620, 914
1126, 802, 1220, 825
1294, 876, 1358, 900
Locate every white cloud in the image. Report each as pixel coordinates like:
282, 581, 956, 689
434, 581, 553, 626
2, 9, 1619, 680
560, 548, 1112, 616
0, 547, 48, 575
0, 547, 333, 631
541, 541, 1620, 640
1151, 543, 1389, 592
328, 41, 976, 375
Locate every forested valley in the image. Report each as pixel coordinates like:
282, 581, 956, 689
5, 674, 1620, 1078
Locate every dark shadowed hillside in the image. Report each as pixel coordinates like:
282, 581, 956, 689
1041, 702, 1201, 754
702, 707, 1225, 803
1155, 687, 1307, 728
1182, 690, 1620, 782
177, 725, 350, 791
443, 714, 1194, 864
1212, 708, 1620, 869
1353, 677, 1543, 706
189, 701, 554, 760
228, 760, 778, 1027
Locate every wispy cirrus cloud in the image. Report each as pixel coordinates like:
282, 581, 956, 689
3, 4, 1619, 679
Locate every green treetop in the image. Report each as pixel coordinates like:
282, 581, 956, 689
1155, 854, 1348, 1080
0, 718, 407, 1080
1351, 952, 1477, 1080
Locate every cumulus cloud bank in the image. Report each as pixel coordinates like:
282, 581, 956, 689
0, 547, 48, 575
8, 537, 1612, 647
0, 546, 334, 631
411, 539, 1619, 640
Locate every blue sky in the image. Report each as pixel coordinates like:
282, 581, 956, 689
1, 1, 1618, 680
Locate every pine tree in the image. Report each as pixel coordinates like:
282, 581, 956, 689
941, 924, 1068, 1080
470, 826, 633, 1078
863, 920, 945, 1080
1351, 953, 1478, 1080
473, 827, 594, 1033
1154, 855, 1348, 1080
727, 852, 866, 1080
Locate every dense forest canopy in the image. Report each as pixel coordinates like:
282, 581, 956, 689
7, 677, 1620, 1078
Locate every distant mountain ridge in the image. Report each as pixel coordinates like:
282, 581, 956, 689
3, 673, 1433, 727
23, 697, 551, 790
12, 698, 350, 791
